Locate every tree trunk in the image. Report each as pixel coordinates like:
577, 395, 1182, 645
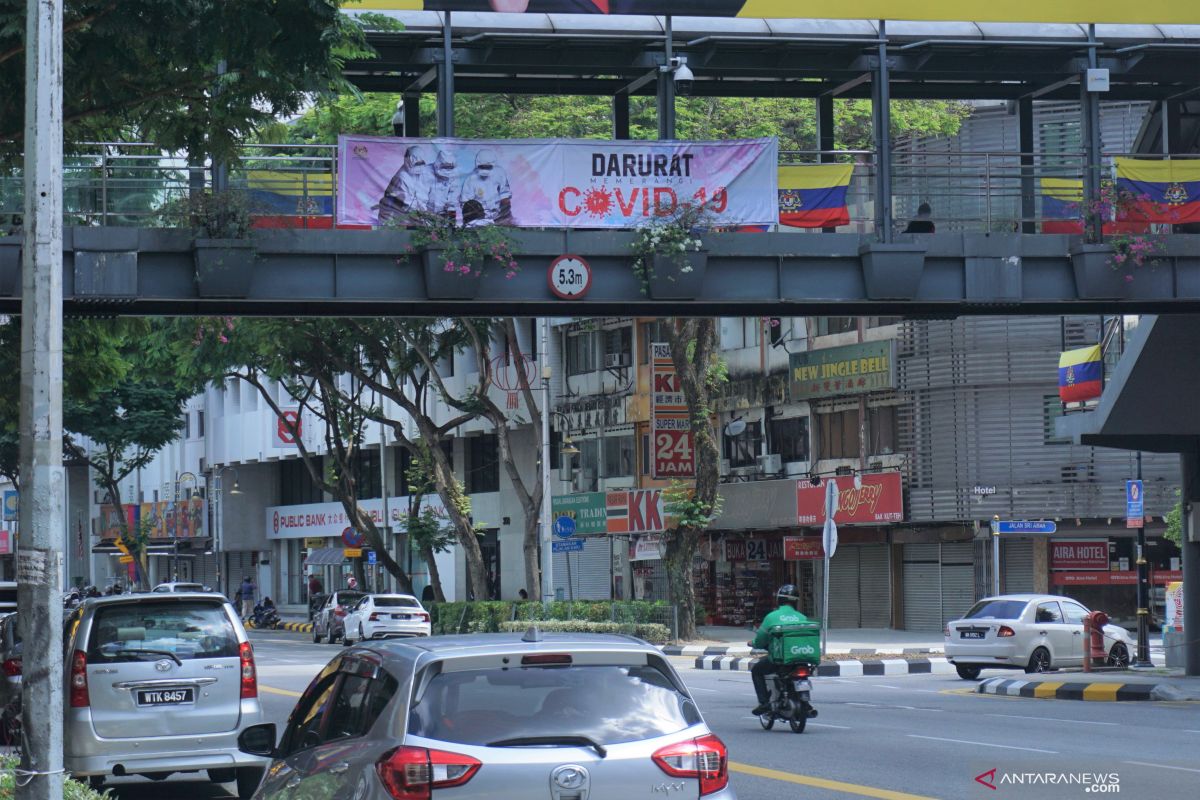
524, 514, 541, 601
663, 532, 699, 642
426, 433, 489, 601
423, 544, 446, 602
106, 480, 149, 591
347, 504, 412, 594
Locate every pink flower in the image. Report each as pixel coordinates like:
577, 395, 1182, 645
505, 270, 517, 279
508, 260, 518, 270
460, 265, 471, 275
218, 334, 229, 344
1113, 253, 1127, 264
430, 233, 439, 242
1124, 274, 1134, 283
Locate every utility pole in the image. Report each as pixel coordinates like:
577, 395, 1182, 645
540, 317, 554, 606
1134, 451, 1152, 667
18, 0, 65, 797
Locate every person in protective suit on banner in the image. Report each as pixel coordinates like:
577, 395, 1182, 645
424, 149, 461, 223
378, 144, 432, 225
750, 584, 810, 716
459, 149, 513, 225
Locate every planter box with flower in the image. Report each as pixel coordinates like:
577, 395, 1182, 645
630, 203, 711, 300
161, 190, 258, 298
397, 210, 520, 300
1069, 183, 1164, 300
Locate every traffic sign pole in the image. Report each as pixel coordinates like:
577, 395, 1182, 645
992, 516, 1000, 597
1133, 454, 1153, 668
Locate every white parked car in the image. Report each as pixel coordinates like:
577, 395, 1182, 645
342, 593, 431, 644
945, 594, 1134, 680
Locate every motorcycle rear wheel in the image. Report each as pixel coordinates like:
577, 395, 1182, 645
758, 714, 775, 731
789, 715, 807, 733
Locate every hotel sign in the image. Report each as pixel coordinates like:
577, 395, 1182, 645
789, 340, 895, 401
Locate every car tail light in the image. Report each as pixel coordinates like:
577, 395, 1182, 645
943, 625, 950, 638
239, 641, 257, 699
1, 658, 20, 677
69, 650, 89, 708
997, 626, 1016, 638
369, 612, 382, 622
790, 665, 810, 679
377, 745, 482, 799
334, 605, 347, 617
417, 612, 429, 622
652, 734, 729, 796
521, 654, 572, 666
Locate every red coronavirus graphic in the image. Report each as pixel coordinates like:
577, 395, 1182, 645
583, 187, 613, 217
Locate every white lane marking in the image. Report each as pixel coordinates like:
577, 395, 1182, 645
809, 722, 852, 729
1185, 730, 1200, 734
846, 702, 888, 708
989, 713, 1118, 726
1124, 761, 1200, 774
688, 686, 719, 693
871, 684, 902, 689
907, 735, 1057, 754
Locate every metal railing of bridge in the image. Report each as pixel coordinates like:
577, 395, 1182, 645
2, 144, 1198, 234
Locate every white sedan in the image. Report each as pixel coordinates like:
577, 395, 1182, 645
944, 593, 1134, 680
342, 593, 431, 644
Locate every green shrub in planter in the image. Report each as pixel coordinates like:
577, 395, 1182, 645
0, 756, 109, 799
499, 620, 672, 644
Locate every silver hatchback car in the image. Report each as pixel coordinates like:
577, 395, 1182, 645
63, 593, 270, 797
239, 629, 735, 799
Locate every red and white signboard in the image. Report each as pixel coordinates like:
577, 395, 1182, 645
783, 536, 824, 560
796, 473, 903, 526
651, 342, 695, 479
1050, 539, 1109, 571
275, 408, 302, 447
606, 489, 666, 534
547, 255, 592, 300
1051, 570, 1182, 586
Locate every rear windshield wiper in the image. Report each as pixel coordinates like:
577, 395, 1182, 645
488, 736, 607, 758
100, 648, 183, 666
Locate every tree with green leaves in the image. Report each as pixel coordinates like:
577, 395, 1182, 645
398, 442, 457, 602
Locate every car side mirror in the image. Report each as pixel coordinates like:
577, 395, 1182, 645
238, 723, 278, 758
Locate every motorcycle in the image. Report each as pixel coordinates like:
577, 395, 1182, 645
755, 662, 818, 734
252, 603, 282, 630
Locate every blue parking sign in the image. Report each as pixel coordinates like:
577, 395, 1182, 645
367, 549, 377, 565
1126, 480, 1144, 528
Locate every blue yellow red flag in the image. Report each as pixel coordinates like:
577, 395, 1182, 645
1058, 344, 1103, 403
247, 171, 335, 229
778, 164, 853, 229
1115, 158, 1200, 225
1040, 178, 1083, 234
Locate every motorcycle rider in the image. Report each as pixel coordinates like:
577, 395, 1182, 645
750, 584, 810, 716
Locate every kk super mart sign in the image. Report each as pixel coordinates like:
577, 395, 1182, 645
651, 342, 695, 480
346, 1, 1199, 25
796, 473, 903, 526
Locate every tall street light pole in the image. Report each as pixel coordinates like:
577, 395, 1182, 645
540, 318, 554, 607
1134, 451, 1152, 668
18, 0, 65, 796
214, 466, 241, 597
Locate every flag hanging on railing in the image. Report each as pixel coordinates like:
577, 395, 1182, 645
247, 170, 335, 229
1115, 157, 1200, 225
1058, 344, 1103, 403
1040, 178, 1085, 234
778, 164, 853, 228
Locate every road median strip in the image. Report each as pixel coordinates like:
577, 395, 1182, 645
977, 676, 1175, 701
694, 654, 955, 676
247, 619, 314, 633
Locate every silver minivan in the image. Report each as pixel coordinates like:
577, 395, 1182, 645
239, 630, 735, 800
63, 593, 270, 797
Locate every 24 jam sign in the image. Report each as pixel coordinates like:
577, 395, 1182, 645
651, 343, 695, 479
547, 255, 592, 300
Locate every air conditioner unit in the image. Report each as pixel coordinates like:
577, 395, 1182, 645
719, 459, 731, 477
757, 454, 782, 474
604, 352, 630, 368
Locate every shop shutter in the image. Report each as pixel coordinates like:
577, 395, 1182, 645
553, 537, 611, 600
940, 542, 977, 626
1003, 539, 1035, 594
827, 547, 861, 628
903, 543, 941, 631
191, 554, 219, 592
858, 545, 892, 628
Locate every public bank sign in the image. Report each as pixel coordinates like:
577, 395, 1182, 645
789, 340, 895, 401
346, 1, 1198, 25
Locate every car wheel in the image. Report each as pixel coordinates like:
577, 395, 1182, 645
88, 776, 104, 791
955, 664, 982, 681
758, 713, 775, 731
359, 623, 366, 642
208, 768, 236, 784
1107, 643, 1130, 668
329, 626, 341, 645
236, 766, 266, 799
312, 623, 323, 644
1025, 646, 1052, 674
342, 627, 354, 646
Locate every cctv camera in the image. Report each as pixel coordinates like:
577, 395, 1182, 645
670, 56, 694, 96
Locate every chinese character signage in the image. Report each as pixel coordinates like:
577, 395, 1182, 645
789, 340, 895, 401
783, 536, 824, 560
337, 136, 778, 229
651, 342, 695, 479
796, 473, 903, 526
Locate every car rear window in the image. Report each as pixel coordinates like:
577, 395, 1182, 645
86, 601, 239, 662
964, 600, 1028, 620
408, 664, 701, 747
374, 597, 419, 608
337, 592, 365, 606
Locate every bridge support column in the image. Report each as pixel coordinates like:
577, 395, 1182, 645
871, 20, 893, 243
436, 12, 454, 137
613, 94, 630, 140
1081, 24, 1103, 240
818, 93, 837, 232
1019, 96, 1036, 234
1182, 451, 1200, 677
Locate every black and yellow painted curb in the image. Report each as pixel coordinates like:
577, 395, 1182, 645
978, 676, 1163, 701
246, 619, 313, 633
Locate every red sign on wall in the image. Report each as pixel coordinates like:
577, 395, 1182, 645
783, 536, 824, 560
1050, 539, 1109, 571
651, 343, 695, 479
606, 489, 666, 535
1051, 570, 1182, 586
796, 473, 904, 526
276, 409, 302, 446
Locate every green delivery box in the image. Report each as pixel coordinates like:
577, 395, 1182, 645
767, 621, 822, 665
